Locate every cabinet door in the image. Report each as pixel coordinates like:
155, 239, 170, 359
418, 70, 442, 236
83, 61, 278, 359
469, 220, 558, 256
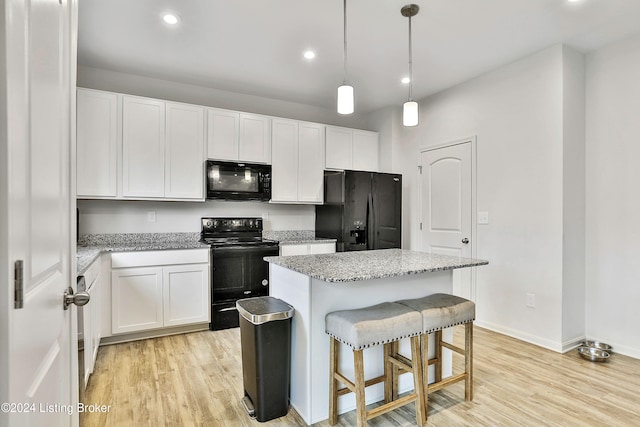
163, 264, 210, 327
352, 130, 379, 172
239, 113, 271, 164
207, 108, 239, 161
111, 267, 163, 334
297, 122, 325, 203
122, 96, 165, 197
90, 271, 101, 371
309, 242, 336, 254
271, 118, 299, 202
76, 89, 118, 197
165, 102, 205, 199
325, 126, 352, 170
280, 244, 309, 256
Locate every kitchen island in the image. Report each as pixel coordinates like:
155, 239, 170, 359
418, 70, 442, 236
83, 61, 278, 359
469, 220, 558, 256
264, 249, 488, 425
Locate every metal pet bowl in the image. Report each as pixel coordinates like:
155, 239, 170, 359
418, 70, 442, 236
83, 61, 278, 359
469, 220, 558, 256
578, 346, 610, 362
583, 340, 613, 354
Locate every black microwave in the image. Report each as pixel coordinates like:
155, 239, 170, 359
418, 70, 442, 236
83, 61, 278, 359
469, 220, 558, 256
206, 160, 271, 201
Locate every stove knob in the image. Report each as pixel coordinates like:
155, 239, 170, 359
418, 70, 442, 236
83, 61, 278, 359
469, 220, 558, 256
205, 220, 213, 228
261, 279, 268, 286
212, 220, 218, 228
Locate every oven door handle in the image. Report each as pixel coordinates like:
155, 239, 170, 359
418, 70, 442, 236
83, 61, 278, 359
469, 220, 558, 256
218, 307, 238, 312
212, 245, 278, 252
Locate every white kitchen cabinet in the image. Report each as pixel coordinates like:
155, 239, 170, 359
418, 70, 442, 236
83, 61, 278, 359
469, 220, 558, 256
271, 118, 324, 204
325, 126, 379, 172
163, 264, 209, 327
122, 95, 166, 198
110, 249, 210, 335
111, 266, 164, 334
165, 102, 205, 199
207, 108, 239, 161
207, 109, 271, 164
279, 242, 336, 256
238, 113, 271, 164
76, 89, 119, 198
325, 126, 352, 170
78, 255, 103, 389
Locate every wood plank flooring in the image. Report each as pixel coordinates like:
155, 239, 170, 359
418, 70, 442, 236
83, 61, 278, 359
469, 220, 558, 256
81, 327, 640, 426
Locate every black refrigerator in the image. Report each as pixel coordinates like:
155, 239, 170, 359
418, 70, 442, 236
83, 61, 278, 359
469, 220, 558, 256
315, 170, 402, 252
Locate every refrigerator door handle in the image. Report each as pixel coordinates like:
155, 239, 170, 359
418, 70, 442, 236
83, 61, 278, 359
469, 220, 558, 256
367, 192, 375, 250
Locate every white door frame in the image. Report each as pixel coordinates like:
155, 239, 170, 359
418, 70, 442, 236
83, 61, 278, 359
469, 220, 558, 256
419, 136, 478, 301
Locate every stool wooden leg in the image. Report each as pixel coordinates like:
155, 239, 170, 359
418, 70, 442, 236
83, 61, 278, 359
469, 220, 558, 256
391, 341, 399, 401
421, 334, 429, 421
384, 343, 393, 403
329, 338, 339, 425
435, 330, 443, 382
411, 336, 427, 427
465, 322, 474, 401
354, 349, 367, 427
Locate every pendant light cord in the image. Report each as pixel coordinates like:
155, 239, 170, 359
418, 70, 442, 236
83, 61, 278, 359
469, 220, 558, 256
343, 0, 348, 84
408, 13, 413, 101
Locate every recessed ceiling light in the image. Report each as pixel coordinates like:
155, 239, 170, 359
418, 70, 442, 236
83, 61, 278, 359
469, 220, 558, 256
303, 50, 316, 60
401, 77, 410, 84
567, 0, 581, 2
163, 14, 179, 25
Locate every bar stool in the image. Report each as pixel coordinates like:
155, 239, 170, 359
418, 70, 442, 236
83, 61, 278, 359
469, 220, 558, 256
396, 293, 475, 418
325, 302, 426, 427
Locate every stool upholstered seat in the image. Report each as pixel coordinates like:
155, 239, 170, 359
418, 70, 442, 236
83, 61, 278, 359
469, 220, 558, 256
325, 302, 426, 427
396, 293, 475, 333
325, 302, 423, 350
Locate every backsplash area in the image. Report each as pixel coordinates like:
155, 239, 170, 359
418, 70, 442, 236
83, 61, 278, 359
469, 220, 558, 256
77, 199, 315, 234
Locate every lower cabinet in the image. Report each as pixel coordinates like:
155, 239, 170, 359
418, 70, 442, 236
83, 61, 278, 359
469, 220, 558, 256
279, 242, 336, 256
79, 255, 103, 389
110, 249, 209, 335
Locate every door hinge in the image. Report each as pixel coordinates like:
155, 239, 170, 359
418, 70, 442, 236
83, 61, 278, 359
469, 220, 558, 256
419, 222, 423, 230
14, 260, 24, 309
418, 165, 422, 174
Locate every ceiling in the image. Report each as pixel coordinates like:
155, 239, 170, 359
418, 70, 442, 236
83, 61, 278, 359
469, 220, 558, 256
78, 0, 640, 114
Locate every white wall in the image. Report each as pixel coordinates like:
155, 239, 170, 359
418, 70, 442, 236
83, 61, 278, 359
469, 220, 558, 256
77, 66, 370, 129
368, 45, 591, 352
78, 200, 315, 234
585, 33, 640, 358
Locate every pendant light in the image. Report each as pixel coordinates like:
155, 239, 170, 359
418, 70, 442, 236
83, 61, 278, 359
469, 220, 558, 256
337, 0, 354, 115
401, 4, 419, 127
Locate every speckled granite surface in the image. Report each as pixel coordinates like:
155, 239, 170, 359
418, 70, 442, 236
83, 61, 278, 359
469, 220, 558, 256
263, 230, 336, 245
76, 233, 209, 275
264, 249, 488, 283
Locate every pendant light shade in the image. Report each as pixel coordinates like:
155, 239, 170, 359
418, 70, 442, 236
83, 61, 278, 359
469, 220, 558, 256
403, 101, 419, 127
401, 4, 419, 127
337, 0, 354, 115
337, 84, 354, 115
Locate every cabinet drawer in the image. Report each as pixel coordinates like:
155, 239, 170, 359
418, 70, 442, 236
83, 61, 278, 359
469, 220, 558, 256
111, 249, 209, 268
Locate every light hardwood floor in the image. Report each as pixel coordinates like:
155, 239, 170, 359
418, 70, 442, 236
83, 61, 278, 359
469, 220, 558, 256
81, 327, 640, 426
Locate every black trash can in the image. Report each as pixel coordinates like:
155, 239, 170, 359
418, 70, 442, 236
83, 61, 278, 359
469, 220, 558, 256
236, 296, 294, 422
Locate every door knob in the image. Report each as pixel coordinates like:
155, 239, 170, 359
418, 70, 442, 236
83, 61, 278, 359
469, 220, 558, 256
462, 238, 469, 244
63, 287, 90, 310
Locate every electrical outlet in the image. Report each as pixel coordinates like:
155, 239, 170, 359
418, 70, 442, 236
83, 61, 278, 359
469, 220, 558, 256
147, 211, 157, 223
526, 293, 536, 308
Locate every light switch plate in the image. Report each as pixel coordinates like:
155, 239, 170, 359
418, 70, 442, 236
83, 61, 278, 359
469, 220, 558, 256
478, 211, 489, 225
147, 211, 157, 223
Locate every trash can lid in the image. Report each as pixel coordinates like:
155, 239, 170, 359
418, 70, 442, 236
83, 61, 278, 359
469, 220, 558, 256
236, 296, 294, 325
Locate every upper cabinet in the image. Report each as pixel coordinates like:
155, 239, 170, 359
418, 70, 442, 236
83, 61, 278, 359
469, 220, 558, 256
76, 89, 205, 201
122, 96, 166, 198
76, 89, 119, 198
325, 126, 379, 172
165, 102, 205, 199
207, 109, 271, 164
271, 119, 324, 204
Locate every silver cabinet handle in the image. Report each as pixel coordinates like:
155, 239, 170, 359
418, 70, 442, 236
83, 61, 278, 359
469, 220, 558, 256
462, 238, 469, 244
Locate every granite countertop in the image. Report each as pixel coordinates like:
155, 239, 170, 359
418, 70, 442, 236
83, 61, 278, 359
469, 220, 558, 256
76, 233, 210, 275
264, 249, 489, 283
263, 230, 336, 245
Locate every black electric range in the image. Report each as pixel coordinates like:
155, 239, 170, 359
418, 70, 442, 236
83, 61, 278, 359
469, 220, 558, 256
200, 217, 279, 330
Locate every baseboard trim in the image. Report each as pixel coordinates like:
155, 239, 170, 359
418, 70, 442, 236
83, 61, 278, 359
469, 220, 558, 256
99, 323, 210, 346
475, 320, 564, 353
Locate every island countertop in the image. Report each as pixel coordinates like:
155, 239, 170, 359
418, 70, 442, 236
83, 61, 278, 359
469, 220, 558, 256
264, 248, 488, 283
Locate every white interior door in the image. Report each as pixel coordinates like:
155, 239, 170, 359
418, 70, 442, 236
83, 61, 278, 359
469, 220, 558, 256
421, 142, 474, 299
1, 0, 78, 425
